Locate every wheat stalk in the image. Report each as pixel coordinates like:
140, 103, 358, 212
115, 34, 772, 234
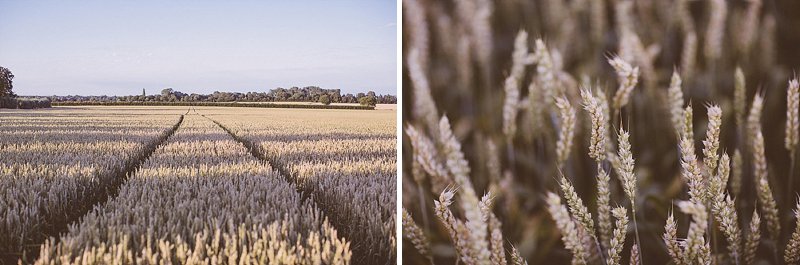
680, 133, 705, 206
681, 31, 697, 79
502, 30, 532, 139
617, 128, 636, 205
558, 176, 596, 240
714, 194, 742, 264
510, 245, 529, 265
683, 104, 695, 142
546, 192, 588, 264
668, 71, 685, 137
439, 115, 491, 264
787, 78, 799, 152
480, 192, 508, 265
664, 208, 684, 265
783, 198, 800, 264
408, 48, 440, 132
734, 67, 747, 135
607, 207, 629, 265
597, 167, 613, 249
704, 0, 727, 62
434, 187, 472, 263
703, 104, 722, 175
732, 149, 743, 198
556, 96, 577, 165
747, 94, 764, 145
406, 125, 450, 186
786, 198, 800, 264
744, 209, 762, 265
679, 200, 711, 264
402, 208, 432, 263
608, 56, 639, 113
755, 130, 781, 242
581, 87, 607, 162
737, 0, 762, 55
630, 243, 642, 265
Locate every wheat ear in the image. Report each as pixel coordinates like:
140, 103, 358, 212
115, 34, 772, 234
664, 208, 684, 265
402, 208, 432, 262
546, 192, 588, 264
751, 113, 781, 242
502, 30, 532, 138
510, 245, 529, 265
556, 96, 576, 166
608, 56, 639, 114
439, 115, 492, 264
703, 104, 722, 174
734, 67, 747, 136
606, 207, 629, 265
680, 133, 705, 206
434, 187, 470, 262
408, 48, 440, 131
679, 201, 711, 264
744, 209, 761, 265
668, 71, 685, 137
704, 0, 727, 62
558, 176, 596, 240
581, 87, 607, 162
597, 167, 612, 249
786, 78, 799, 151
786, 78, 799, 201
786, 197, 800, 264
480, 193, 507, 265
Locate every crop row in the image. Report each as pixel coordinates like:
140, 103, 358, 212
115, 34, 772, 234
35, 114, 351, 264
0, 113, 180, 263
209, 109, 397, 264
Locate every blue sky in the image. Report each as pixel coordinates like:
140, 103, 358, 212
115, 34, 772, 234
0, 1, 397, 96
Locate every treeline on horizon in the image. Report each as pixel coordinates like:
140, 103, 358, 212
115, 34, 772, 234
0, 66, 51, 109
47, 86, 397, 105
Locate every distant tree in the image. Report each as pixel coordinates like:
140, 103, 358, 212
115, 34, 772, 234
319, 95, 331, 105
358, 95, 377, 106
0, 66, 15, 98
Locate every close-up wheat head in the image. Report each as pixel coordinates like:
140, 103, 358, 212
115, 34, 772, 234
401, 0, 800, 264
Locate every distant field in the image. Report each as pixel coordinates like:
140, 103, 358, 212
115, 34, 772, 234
0, 106, 396, 264
235, 101, 397, 110
51, 101, 394, 110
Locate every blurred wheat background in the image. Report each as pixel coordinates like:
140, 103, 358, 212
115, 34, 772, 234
401, 0, 800, 264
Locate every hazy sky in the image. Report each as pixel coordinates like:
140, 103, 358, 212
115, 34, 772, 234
0, 1, 397, 96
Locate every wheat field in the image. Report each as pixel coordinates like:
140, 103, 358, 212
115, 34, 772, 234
402, 0, 800, 264
0, 106, 396, 265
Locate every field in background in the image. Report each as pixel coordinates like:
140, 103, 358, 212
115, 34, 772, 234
0, 106, 396, 265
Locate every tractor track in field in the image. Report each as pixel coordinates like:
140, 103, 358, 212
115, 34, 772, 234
203, 114, 377, 264
12, 114, 185, 264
